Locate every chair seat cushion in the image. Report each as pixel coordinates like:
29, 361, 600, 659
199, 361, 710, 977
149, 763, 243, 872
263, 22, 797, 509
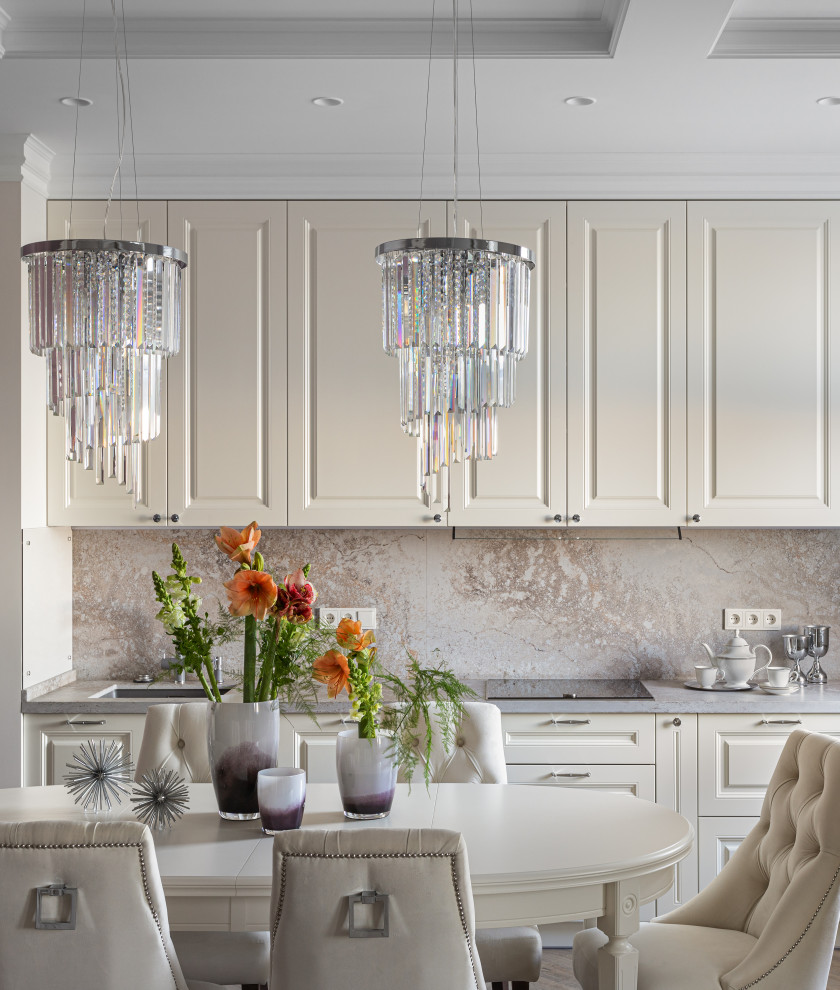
172, 930, 270, 986
573, 922, 757, 990
475, 925, 542, 983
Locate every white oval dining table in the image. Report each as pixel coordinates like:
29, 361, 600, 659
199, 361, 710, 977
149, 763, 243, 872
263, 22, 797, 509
0, 782, 693, 990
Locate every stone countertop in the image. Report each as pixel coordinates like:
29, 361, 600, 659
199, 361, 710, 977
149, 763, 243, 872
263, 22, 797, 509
20, 677, 840, 715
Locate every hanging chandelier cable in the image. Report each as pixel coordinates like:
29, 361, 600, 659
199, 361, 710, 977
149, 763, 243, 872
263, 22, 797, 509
375, 0, 535, 497
20, 0, 187, 506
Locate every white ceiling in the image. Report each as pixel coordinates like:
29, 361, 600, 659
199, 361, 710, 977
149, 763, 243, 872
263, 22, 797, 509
3, 0, 840, 199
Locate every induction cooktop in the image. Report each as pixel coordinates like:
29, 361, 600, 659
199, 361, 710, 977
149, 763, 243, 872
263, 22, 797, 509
485, 678, 653, 700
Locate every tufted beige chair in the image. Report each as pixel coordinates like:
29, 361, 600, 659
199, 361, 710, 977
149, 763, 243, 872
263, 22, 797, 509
135, 702, 269, 990
0, 819, 223, 990
573, 728, 840, 990
135, 702, 212, 782
398, 702, 541, 990
270, 827, 486, 989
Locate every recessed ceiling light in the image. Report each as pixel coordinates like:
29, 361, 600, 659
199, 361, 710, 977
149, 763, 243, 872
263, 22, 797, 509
60, 96, 93, 108
565, 96, 596, 107
817, 97, 840, 106
312, 97, 344, 108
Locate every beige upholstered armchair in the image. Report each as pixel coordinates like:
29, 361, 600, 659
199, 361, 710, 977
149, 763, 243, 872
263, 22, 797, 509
270, 827, 486, 989
398, 701, 542, 989
135, 702, 269, 989
573, 728, 840, 990
0, 819, 223, 990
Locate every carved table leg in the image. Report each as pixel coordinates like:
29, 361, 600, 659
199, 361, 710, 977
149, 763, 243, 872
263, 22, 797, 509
597, 878, 640, 990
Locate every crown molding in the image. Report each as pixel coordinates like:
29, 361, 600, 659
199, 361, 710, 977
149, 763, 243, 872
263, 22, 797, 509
1, 11, 626, 60
712, 17, 840, 57
0, 134, 53, 195
43, 151, 840, 201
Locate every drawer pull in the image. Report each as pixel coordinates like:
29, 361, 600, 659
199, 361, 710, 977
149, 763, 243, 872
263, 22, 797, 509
760, 718, 802, 725
549, 718, 591, 726
64, 720, 106, 726
339, 716, 358, 725
550, 771, 591, 779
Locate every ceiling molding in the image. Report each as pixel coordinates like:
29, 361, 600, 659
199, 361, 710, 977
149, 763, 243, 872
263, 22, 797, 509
44, 151, 840, 201
0, 133, 53, 194
2, 10, 627, 60
712, 17, 840, 57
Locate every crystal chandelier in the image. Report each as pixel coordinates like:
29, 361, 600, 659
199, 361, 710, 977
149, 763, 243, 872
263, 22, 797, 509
375, 0, 534, 491
20, 1, 186, 503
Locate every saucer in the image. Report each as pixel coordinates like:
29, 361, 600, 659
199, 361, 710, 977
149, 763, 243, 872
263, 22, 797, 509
684, 681, 756, 692
757, 683, 799, 696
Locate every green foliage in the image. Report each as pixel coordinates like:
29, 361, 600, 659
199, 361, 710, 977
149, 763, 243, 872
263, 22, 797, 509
377, 651, 477, 789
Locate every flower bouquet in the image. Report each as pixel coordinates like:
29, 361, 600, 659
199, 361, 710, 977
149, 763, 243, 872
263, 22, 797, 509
313, 619, 475, 818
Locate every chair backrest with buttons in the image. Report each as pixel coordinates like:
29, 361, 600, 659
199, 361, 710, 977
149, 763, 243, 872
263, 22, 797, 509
270, 827, 485, 990
135, 702, 211, 782
397, 702, 507, 784
0, 819, 189, 990
660, 729, 840, 990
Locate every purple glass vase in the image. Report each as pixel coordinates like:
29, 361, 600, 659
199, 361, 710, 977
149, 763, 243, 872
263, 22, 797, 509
335, 728, 397, 820
208, 701, 280, 820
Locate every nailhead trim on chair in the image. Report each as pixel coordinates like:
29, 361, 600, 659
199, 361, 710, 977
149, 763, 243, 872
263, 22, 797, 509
270, 850, 483, 990
734, 861, 840, 990
1, 839, 180, 989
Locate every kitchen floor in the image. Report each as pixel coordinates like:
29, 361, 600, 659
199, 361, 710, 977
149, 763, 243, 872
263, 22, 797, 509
532, 949, 840, 988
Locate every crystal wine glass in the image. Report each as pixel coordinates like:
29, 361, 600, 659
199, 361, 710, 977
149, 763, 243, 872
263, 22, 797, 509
783, 633, 809, 687
805, 625, 830, 684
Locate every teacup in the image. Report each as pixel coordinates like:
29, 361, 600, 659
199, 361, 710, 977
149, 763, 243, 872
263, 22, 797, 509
716, 655, 756, 688
694, 664, 720, 688
766, 666, 791, 688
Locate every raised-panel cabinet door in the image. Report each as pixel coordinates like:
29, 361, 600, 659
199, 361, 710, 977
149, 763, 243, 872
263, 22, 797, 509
168, 202, 287, 526
687, 202, 840, 526
45, 201, 168, 526
567, 202, 686, 526
654, 715, 698, 916
287, 201, 447, 526
697, 817, 758, 891
448, 202, 566, 526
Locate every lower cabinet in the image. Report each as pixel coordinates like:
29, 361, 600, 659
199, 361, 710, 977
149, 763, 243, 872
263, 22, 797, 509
278, 712, 358, 783
23, 713, 148, 787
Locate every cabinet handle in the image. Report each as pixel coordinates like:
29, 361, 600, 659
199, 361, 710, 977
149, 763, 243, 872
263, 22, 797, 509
170, 514, 180, 523
339, 716, 358, 725
553, 514, 563, 523
672, 717, 682, 727
691, 514, 701, 523
64, 719, 106, 726
433, 514, 442, 523
760, 718, 802, 725
549, 718, 591, 726
551, 771, 591, 778
152, 514, 162, 523
571, 514, 581, 523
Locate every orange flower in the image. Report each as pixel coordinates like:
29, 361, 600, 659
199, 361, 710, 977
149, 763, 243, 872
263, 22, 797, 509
335, 617, 375, 652
215, 521, 261, 565
312, 650, 350, 698
223, 569, 277, 620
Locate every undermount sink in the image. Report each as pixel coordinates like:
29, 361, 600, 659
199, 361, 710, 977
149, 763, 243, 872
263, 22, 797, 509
92, 686, 232, 699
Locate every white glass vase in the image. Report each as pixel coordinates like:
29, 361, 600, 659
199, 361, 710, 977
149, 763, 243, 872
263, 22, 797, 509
335, 728, 397, 820
208, 701, 280, 820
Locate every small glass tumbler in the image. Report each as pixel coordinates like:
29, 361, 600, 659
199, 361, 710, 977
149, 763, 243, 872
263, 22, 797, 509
257, 768, 306, 835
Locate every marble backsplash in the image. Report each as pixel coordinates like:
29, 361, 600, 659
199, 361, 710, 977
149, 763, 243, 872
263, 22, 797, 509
70, 527, 840, 684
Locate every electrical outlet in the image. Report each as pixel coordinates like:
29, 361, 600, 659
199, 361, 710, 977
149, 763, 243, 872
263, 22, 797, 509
317, 607, 377, 629
723, 608, 744, 630
762, 609, 782, 630
317, 607, 343, 627
743, 608, 762, 629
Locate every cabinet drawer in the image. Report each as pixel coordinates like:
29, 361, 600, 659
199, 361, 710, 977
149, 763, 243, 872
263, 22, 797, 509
698, 713, 840, 816
502, 713, 655, 764
506, 763, 655, 800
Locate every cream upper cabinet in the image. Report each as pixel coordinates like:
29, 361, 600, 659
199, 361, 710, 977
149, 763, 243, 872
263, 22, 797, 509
45, 201, 169, 526
567, 202, 687, 526
287, 201, 448, 527
687, 202, 840, 527
167, 202, 287, 526
448, 202, 566, 526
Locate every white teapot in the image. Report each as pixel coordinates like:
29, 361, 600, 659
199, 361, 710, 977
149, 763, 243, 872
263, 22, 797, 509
701, 631, 772, 687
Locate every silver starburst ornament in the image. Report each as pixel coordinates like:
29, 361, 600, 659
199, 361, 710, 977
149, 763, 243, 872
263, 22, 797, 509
64, 739, 134, 812
131, 768, 190, 830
